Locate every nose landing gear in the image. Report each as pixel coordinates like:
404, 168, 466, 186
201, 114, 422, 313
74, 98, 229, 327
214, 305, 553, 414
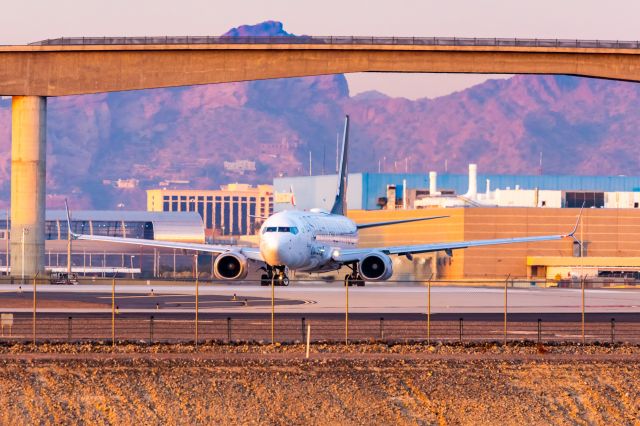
260, 265, 290, 286
344, 263, 365, 287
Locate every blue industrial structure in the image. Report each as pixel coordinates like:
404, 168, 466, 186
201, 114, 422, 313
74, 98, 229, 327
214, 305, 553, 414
274, 173, 640, 211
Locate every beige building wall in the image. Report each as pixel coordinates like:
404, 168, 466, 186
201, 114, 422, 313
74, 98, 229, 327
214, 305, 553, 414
348, 208, 466, 278
349, 207, 640, 279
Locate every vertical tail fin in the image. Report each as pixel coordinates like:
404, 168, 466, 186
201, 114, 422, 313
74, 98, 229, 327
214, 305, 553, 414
64, 199, 77, 239
330, 115, 349, 216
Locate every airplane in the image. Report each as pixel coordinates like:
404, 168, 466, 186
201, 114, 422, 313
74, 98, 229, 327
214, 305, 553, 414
67, 115, 580, 286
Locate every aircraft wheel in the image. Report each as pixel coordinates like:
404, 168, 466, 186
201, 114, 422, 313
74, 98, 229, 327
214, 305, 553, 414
260, 274, 270, 286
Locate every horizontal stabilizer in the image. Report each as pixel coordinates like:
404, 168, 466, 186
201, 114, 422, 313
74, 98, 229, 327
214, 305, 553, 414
356, 215, 448, 230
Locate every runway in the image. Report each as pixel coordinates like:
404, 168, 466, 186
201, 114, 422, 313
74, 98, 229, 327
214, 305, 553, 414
1, 283, 640, 314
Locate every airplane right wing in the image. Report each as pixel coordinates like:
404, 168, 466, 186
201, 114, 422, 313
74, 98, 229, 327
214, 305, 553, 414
356, 215, 448, 230
71, 233, 265, 261
332, 233, 572, 263
333, 208, 582, 264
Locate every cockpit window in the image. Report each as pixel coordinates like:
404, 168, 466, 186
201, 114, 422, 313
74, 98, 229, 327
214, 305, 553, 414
263, 226, 299, 234
277, 227, 299, 234
262, 226, 298, 235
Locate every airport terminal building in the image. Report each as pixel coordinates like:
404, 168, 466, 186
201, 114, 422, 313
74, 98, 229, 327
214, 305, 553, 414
0, 210, 205, 277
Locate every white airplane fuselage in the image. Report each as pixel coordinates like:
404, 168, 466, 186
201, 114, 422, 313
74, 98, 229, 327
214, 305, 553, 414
259, 209, 358, 272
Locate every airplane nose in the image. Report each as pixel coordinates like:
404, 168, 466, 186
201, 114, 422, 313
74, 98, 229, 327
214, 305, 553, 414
261, 235, 293, 266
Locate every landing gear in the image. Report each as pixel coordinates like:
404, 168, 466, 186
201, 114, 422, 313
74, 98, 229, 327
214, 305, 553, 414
260, 265, 289, 286
344, 263, 365, 287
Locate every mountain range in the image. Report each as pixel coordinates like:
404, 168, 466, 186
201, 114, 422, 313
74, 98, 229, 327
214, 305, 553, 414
1, 20, 640, 210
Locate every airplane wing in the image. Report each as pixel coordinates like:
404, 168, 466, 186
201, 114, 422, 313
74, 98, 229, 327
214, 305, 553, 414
65, 200, 263, 261
336, 206, 583, 263
356, 215, 448, 230
331, 232, 572, 263
72, 233, 264, 261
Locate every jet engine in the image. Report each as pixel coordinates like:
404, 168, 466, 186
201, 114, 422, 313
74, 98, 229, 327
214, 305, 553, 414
213, 252, 249, 280
359, 252, 393, 281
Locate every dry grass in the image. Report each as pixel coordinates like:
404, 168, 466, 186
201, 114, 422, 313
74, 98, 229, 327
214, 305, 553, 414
0, 343, 638, 425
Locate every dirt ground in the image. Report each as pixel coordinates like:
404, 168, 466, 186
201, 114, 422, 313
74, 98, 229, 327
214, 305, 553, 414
0, 343, 638, 425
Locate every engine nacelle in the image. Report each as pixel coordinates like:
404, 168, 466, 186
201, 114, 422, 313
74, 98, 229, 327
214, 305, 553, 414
213, 252, 249, 280
359, 252, 393, 281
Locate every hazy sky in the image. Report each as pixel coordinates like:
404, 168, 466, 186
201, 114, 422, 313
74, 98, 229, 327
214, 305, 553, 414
2, 0, 639, 99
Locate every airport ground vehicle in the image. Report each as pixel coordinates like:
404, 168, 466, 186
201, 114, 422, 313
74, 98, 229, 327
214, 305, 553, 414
49, 272, 79, 285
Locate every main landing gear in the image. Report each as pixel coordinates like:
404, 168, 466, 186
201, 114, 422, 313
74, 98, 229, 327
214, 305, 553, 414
260, 265, 289, 286
344, 263, 365, 287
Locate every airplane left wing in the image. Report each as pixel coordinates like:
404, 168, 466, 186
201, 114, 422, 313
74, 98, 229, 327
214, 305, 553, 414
332, 232, 573, 264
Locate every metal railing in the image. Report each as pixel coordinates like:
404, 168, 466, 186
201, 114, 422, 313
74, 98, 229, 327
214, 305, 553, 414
27, 36, 640, 50
0, 315, 636, 345
0, 276, 639, 347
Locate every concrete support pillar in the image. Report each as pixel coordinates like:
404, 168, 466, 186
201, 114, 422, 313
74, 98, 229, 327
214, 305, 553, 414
10, 96, 46, 278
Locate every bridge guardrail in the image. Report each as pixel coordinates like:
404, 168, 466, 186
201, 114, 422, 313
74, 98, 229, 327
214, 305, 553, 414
27, 36, 640, 50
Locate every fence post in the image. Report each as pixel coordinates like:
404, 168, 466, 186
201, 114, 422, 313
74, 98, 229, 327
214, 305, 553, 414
427, 274, 432, 344
345, 276, 349, 345
537, 318, 541, 344
459, 317, 463, 343
32, 275, 37, 347
227, 317, 232, 342
504, 274, 509, 345
195, 272, 199, 349
150, 316, 154, 343
111, 277, 116, 348
305, 324, 311, 359
581, 277, 586, 344
271, 275, 275, 344
301, 317, 306, 342
611, 318, 615, 344
68, 316, 72, 340
379, 317, 384, 340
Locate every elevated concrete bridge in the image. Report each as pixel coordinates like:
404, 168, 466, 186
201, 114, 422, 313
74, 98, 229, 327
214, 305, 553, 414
3, 35, 640, 276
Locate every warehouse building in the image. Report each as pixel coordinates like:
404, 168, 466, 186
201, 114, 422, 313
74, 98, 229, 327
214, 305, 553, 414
274, 170, 640, 211
350, 207, 640, 280
0, 210, 204, 277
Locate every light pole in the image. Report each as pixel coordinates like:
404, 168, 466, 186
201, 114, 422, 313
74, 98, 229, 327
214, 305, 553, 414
130, 255, 135, 279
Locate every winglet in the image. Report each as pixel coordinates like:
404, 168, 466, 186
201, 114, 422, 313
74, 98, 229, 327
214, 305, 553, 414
64, 199, 78, 240
566, 202, 585, 245
289, 185, 296, 208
